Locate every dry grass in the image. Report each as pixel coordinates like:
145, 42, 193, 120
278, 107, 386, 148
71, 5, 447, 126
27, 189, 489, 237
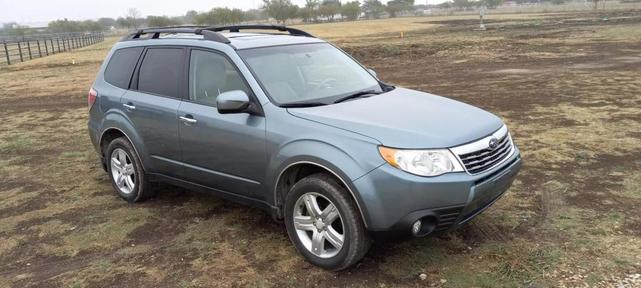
1, 11, 640, 288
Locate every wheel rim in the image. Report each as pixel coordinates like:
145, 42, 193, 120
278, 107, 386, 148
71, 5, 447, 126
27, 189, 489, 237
110, 148, 136, 195
293, 192, 345, 258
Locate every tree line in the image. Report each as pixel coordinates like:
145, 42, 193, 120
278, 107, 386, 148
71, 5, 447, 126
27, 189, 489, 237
3, 0, 593, 36
0, 0, 422, 35
266, 0, 417, 23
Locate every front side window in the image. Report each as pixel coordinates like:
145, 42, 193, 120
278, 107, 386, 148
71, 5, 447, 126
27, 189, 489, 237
137, 48, 183, 98
189, 50, 251, 107
104, 47, 143, 89
238, 43, 381, 105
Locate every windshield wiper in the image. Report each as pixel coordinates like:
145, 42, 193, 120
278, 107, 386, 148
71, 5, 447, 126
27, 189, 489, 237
280, 101, 328, 108
333, 90, 382, 104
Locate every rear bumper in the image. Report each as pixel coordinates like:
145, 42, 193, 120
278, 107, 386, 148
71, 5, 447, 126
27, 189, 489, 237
88, 121, 109, 172
88, 121, 100, 153
353, 148, 522, 235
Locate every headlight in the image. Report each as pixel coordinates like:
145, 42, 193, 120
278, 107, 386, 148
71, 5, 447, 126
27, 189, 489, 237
378, 146, 464, 177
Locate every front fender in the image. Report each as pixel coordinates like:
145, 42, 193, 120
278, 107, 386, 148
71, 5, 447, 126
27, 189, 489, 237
266, 139, 384, 228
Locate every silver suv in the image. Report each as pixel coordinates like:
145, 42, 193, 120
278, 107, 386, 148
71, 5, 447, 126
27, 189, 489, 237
88, 25, 522, 270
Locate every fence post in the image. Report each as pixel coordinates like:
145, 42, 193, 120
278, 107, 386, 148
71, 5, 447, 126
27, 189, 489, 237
57, 38, 61, 52
3, 41, 10, 65
26, 41, 32, 59
37, 40, 42, 57
44, 39, 49, 55
51, 39, 56, 54
17, 42, 24, 62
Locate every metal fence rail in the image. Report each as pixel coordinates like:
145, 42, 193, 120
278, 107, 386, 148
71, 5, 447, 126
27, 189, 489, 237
0, 32, 104, 66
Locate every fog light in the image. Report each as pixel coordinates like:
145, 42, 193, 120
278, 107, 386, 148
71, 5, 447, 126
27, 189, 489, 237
412, 220, 422, 235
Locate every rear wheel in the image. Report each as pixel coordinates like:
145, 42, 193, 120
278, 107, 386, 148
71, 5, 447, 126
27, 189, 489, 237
284, 173, 371, 270
105, 137, 154, 203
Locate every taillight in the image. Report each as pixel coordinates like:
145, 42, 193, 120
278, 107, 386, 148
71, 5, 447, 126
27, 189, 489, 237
88, 88, 97, 109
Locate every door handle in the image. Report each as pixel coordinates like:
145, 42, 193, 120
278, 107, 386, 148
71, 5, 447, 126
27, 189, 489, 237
123, 103, 136, 110
179, 116, 197, 124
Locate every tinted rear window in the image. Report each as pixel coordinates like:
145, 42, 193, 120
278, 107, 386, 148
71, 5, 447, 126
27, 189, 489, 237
104, 47, 143, 89
137, 48, 184, 98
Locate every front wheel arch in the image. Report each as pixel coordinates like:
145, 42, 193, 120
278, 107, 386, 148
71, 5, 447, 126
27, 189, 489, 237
274, 161, 370, 229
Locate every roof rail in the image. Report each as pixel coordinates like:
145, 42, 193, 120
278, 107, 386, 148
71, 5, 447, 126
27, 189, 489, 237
120, 24, 314, 44
202, 25, 315, 38
122, 27, 230, 44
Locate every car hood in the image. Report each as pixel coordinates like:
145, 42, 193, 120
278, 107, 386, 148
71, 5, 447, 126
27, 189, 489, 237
287, 88, 504, 149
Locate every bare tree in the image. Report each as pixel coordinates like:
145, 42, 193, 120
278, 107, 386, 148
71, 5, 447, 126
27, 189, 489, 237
126, 8, 142, 29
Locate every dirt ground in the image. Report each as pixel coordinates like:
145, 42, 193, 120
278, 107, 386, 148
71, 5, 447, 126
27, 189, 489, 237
1, 10, 640, 288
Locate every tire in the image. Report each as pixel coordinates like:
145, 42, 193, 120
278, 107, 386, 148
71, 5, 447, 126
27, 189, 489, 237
105, 137, 154, 203
284, 173, 371, 271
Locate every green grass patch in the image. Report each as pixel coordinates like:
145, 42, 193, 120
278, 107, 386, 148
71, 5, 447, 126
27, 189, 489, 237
0, 134, 34, 153
61, 151, 85, 159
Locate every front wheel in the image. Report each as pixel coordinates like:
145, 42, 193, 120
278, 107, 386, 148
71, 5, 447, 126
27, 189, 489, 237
284, 173, 371, 271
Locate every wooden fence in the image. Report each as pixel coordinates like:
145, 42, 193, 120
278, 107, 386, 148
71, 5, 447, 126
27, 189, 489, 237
0, 32, 104, 66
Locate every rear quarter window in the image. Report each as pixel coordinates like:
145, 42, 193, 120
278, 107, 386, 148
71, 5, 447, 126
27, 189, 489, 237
104, 47, 143, 89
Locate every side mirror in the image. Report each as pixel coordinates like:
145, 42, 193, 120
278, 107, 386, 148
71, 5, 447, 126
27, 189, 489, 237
216, 90, 250, 114
367, 68, 378, 78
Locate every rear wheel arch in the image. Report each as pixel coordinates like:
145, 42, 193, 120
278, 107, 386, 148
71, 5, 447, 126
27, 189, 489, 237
99, 127, 146, 171
274, 161, 369, 228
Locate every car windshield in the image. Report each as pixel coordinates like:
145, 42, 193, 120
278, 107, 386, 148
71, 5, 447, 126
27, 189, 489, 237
238, 43, 382, 106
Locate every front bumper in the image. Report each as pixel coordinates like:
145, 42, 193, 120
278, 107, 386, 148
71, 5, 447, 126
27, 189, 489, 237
353, 147, 522, 235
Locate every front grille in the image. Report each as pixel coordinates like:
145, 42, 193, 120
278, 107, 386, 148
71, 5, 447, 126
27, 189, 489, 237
454, 127, 514, 175
459, 135, 512, 174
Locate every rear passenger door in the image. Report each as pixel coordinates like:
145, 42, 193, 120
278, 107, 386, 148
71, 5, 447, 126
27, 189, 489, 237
121, 47, 186, 175
176, 48, 266, 198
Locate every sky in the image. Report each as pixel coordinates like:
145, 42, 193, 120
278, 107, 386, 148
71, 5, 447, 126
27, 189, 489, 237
0, 0, 435, 27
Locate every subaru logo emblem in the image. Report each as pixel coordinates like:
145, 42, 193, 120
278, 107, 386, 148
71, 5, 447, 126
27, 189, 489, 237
488, 137, 499, 150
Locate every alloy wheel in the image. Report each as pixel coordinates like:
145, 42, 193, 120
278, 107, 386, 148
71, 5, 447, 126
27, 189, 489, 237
293, 192, 345, 258
110, 148, 136, 194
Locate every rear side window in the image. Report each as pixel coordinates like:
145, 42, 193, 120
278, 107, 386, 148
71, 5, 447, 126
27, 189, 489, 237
137, 48, 184, 98
104, 47, 143, 89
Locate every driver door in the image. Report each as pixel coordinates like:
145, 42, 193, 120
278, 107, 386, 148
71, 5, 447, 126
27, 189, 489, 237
176, 48, 267, 198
